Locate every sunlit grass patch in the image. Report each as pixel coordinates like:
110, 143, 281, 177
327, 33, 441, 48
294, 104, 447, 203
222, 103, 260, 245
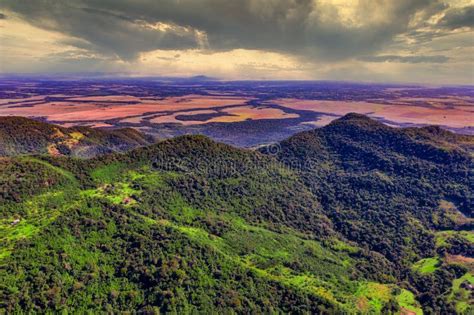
355, 282, 392, 313
6, 223, 38, 241
448, 272, 474, 314
69, 131, 85, 141
82, 182, 141, 205
0, 189, 81, 261
412, 257, 440, 274
435, 230, 474, 247
397, 289, 423, 315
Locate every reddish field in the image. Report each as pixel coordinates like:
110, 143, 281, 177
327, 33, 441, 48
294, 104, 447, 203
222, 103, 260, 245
0, 92, 472, 133
0, 95, 253, 122
270, 98, 474, 129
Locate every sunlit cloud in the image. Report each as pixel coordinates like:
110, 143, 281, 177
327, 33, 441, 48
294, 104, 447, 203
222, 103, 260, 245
0, 0, 472, 84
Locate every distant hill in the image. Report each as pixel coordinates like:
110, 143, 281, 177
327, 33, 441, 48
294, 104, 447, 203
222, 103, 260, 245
0, 114, 472, 314
0, 117, 154, 157
186, 75, 217, 81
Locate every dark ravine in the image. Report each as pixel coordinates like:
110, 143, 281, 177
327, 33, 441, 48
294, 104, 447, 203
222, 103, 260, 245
0, 114, 472, 314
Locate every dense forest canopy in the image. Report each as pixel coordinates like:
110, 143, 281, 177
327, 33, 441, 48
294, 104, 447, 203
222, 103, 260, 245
0, 114, 473, 314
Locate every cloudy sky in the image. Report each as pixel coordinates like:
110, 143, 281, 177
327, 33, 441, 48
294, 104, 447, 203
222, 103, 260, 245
0, 0, 473, 84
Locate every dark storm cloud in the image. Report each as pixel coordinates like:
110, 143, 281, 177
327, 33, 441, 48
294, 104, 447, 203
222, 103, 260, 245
0, 0, 459, 61
0, 1, 201, 60
438, 6, 474, 30
359, 55, 449, 63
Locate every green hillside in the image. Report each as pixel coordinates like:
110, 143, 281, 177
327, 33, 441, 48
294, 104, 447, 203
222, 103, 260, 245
0, 116, 153, 157
0, 114, 472, 313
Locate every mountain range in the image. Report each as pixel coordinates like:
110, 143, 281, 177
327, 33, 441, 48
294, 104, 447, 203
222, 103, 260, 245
0, 114, 472, 314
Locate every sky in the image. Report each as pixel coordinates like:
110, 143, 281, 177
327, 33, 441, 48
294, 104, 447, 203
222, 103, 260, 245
0, 0, 473, 84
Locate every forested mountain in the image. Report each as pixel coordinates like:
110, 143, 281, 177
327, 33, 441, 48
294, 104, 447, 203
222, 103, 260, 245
262, 113, 474, 313
0, 117, 153, 157
0, 114, 472, 314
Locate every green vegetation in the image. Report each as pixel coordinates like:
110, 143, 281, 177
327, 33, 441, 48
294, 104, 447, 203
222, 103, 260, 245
0, 116, 152, 157
396, 289, 423, 315
436, 230, 474, 247
1, 114, 473, 313
355, 282, 393, 313
448, 273, 474, 314
412, 257, 440, 274
91, 162, 128, 183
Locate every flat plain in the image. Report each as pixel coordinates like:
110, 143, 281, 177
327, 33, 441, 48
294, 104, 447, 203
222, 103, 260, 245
1, 79, 472, 147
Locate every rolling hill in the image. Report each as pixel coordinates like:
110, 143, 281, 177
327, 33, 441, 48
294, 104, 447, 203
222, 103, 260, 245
0, 114, 472, 314
0, 117, 154, 157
